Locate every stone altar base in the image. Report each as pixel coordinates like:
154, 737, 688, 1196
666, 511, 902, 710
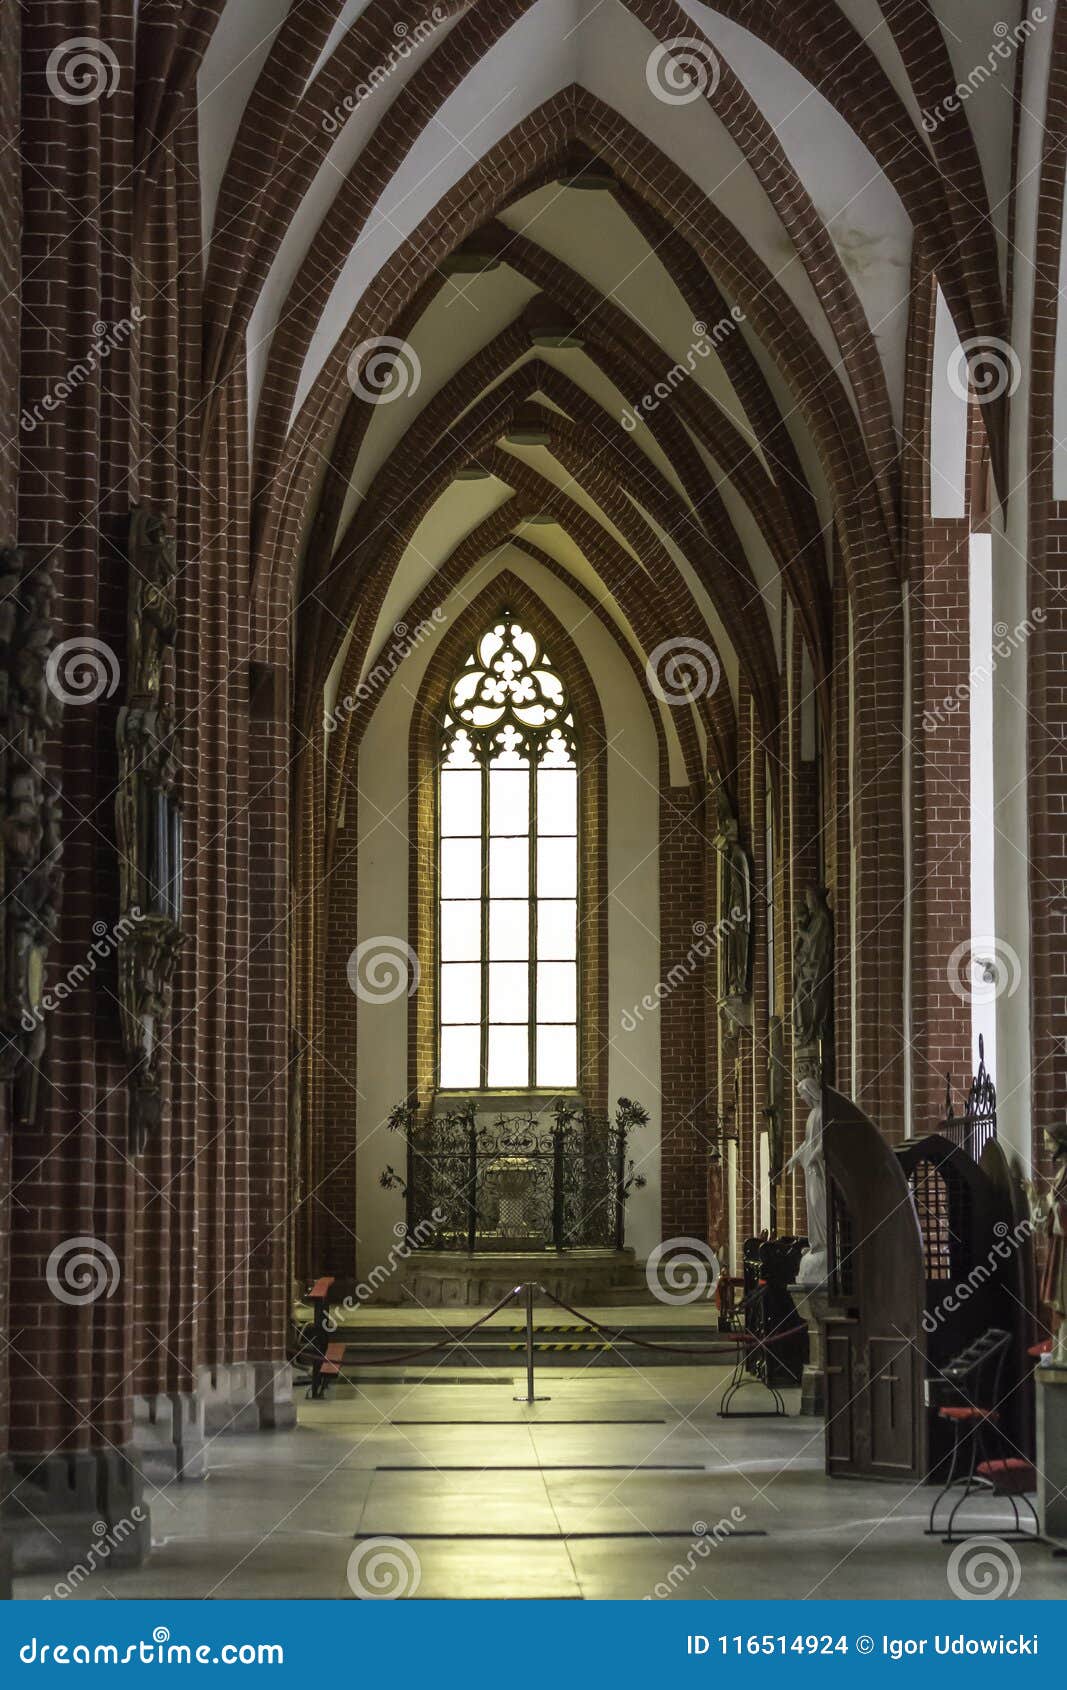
1036, 1362, 1067, 1543
788, 1280, 829, 1415
399, 1246, 638, 1309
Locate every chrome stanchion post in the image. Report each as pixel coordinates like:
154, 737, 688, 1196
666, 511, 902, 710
513, 1281, 549, 1403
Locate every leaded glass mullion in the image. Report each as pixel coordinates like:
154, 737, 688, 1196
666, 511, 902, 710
437, 610, 578, 1094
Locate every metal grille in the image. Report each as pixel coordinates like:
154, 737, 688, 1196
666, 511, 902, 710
940, 1033, 997, 1162
384, 1098, 646, 1253
909, 1162, 952, 1281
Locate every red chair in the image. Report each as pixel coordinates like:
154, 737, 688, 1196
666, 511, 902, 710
927, 1328, 1037, 1542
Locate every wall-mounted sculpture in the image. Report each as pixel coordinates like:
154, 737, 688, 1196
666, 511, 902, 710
0, 547, 63, 1122
792, 884, 834, 1056
116, 507, 183, 1153
715, 784, 753, 1031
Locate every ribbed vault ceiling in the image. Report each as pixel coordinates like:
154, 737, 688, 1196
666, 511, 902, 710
190, 0, 1022, 770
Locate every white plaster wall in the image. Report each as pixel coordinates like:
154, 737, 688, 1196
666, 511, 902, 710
352, 548, 664, 1293
930, 285, 969, 519
989, 10, 1051, 1170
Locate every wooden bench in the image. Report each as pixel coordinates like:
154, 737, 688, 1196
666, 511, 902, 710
310, 1340, 346, 1400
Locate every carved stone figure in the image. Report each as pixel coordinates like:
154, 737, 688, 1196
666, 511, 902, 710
765, 1013, 786, 1182
715, 787, 753, 1031
0, 547, 63, 1117
1028, 1124, 1067, 1365
783, 1074, 827, 1287
116, 508, 184, 1153
792, 885, 834, 1049
127, 505, 178, 700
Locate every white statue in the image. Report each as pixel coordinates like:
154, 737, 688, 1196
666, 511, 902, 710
783, 1075, 827, 1287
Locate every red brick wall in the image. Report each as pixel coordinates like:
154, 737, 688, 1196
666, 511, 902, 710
910, 521, 973, 1125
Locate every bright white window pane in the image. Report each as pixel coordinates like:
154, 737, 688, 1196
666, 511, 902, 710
489, 900, 528, 960
537, 962, 576, 1023
536, 835, 576, 898
440, 900, 481, 961
489, 962, 528, 1023
440, 1024, 480, 1088
440, 769, 482, 837
490, 836, 528, 898
440, 963, 481, 1025
489, 768, 529, 836
537, 768, 576, 835
537, 899, 576, 960
488, 1025, 529, 1087
536, 1024, 577, 1088
440, 837, 481, 899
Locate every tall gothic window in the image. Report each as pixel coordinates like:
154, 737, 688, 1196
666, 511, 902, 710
437, 612, 579, 1091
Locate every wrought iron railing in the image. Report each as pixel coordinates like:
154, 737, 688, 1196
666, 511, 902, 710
939, 1033, 997, 1163
381, 1097, 648, 1253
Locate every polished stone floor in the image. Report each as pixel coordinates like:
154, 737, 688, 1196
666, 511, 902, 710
14, 1351, 1065, 1601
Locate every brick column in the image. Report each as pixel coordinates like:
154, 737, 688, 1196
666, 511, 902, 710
909, 521, 973, 1126
2, 4, 147, 1574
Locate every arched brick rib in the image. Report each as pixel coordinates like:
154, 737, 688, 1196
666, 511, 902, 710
621, 0, 897, 541
204, 0, 485, 379
251, 94, 894, 626
203, 0, 392, 383
320, 459, 733, 820
479, 228, 831, 680
305, 370, 757, 752
296, 319, 810, 730
709, 0, 1004, 376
